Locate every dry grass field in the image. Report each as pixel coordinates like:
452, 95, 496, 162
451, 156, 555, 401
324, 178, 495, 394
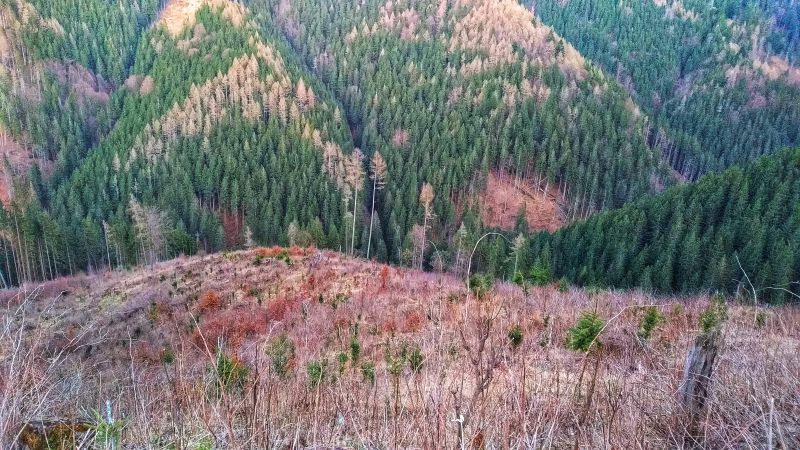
1, 248, 798, 448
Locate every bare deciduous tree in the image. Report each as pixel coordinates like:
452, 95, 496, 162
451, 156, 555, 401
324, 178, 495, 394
129, 197, 168, 265
418, 182, 435, 269
345, 149, 365, 255
366, 152, 388, 259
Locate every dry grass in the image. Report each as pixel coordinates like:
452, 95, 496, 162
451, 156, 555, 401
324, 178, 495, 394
1, 249, 798, 448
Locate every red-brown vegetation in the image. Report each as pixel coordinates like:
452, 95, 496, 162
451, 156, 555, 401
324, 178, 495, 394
197, 290, 221, 313
401, 310, 424, 333
193, 307, 267, 351
1, 249, 797, 448
379, 265, 391, 290
45, 60, 111, 104
478, 170, 565, 232
254, 245, 284, 258
265, 295, 296, 322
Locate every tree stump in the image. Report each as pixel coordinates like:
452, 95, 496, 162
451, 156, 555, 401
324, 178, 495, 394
679, 329, 720, 444
17, 420, 92, 450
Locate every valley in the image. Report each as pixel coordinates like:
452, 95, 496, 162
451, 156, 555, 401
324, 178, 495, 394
0, 0, 798, 447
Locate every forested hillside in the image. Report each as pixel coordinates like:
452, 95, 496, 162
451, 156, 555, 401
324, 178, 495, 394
1, 0, 161, 174
0, 1, 356, 285
255, 0, 672, 265
0, 0, 797, 302
0, 0, 680, 287
1, 2, 799, 447
526, 147, 800, 303
535, 0, 800, 179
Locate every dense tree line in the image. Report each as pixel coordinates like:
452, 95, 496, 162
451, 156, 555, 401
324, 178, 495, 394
525, 148, 800, 303
14, 0, 161, 84
534, 0, 800, 180
7, 0, 677, 285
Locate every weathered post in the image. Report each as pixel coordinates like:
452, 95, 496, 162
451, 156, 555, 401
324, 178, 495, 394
679, 329, 721, 445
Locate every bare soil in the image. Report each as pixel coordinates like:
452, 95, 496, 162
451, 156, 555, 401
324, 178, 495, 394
157, 0, 245, 37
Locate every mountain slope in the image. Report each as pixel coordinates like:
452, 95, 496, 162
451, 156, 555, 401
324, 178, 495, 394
0, 0, 681, 287
534, 0, 800, 180
2, 248, 797, 448
0, 0, 156, 202
0, 2, 356, 285
527, 147, 800, 302
254, 0, 672, 256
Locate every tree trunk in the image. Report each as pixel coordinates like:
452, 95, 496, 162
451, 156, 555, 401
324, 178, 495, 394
367, 178, 377, 259
421, 213, 428, 270
350, 188, 358, 255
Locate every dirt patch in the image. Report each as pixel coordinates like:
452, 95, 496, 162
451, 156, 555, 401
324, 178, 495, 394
479, 171, 565, 232
46, 60, 111, 103
157, 0, 245, 37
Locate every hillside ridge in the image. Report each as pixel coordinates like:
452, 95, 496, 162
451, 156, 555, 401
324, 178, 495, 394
2, 246, 798, 447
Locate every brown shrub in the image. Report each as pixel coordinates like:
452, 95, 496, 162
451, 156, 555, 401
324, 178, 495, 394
381, 317, 398, 335
193, 308, 267, 351
379, 266, 391, 290
401, 311, 425, 333
288, 245, 306, 257
198, 290, 222, 313
266, 296, 297, 322
132, 341, 161, 365
255, 246, 285, 258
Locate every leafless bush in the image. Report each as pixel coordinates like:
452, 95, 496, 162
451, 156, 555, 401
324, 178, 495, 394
0, 287, 102, 448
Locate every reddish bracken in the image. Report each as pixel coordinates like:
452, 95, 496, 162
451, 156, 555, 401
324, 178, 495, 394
255, 246, 285, 258
401, 311, 425, 333
193, 307, 268, 351
287, 245, 309, 257
7, 248, 798, 449
265, 296, 297, 322
198, 290, 222, 313
304, 274, 316, 290
381, 317, 398, 335
379, 266, 391, 290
